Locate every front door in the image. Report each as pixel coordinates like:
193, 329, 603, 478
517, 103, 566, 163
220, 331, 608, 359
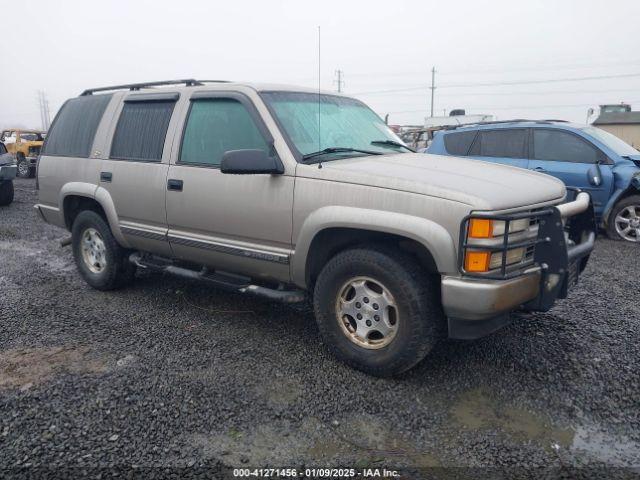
528, 129, 614, 217
165, 93, 294, 283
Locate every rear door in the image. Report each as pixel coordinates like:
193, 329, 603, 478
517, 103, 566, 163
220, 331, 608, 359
99, 92, 179, 256
468, 128, 529, 168
528, 128, 614, 216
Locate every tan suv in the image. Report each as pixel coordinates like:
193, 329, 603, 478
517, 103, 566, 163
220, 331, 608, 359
35, 79, 596, 376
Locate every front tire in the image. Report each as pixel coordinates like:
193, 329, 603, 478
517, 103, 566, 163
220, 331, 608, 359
313, 246, 444, 377
0, 180, 14, 206
71, 210, 136, 290
607, 195, 640, 242
16, 154, 29, 178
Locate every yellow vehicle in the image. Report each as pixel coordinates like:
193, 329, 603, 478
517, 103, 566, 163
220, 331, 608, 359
0, 129, 45, 178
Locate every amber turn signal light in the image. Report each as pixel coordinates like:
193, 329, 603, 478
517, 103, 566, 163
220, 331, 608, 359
468, 218, 493, 238
464, 251, 491, 272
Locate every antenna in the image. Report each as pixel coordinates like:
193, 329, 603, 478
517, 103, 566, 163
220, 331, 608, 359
317, 26, 323, 169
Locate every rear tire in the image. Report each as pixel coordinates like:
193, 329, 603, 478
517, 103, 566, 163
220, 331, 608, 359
313, 246, 444, 377
71, 210, 136, 290
0, 180, 14, 206
606, 195, 640, 242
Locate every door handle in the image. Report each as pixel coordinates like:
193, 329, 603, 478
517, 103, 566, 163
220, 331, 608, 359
533, 166, 547, 172
167, 179, 183, 191
100, 171, 112, 182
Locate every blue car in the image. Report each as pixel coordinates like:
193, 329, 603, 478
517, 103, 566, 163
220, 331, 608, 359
427, 120, 640, 242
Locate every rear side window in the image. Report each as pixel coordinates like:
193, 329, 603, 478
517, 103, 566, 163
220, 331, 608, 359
180, 98, 269, 167
110, 100, 176, 162
533, 130, 599, 164
472, 129, 528, 158
43, 95, 112, 157
444, 131, 477, 155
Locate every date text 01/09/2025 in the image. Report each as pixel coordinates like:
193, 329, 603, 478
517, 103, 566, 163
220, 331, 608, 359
232, 468, 401, 478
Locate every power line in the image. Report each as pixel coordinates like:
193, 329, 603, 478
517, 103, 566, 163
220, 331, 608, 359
352, 72, 640, 96
385, 99, 640, 115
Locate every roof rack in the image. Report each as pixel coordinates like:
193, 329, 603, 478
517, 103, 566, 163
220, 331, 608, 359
442, 118, 569, 130
80, 79, 230, 96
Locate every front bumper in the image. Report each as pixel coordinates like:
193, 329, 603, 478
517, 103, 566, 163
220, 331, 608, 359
0, 164, 17, 181
443, 191, 595, 339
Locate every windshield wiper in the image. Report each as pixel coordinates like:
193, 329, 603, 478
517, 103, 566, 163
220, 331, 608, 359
371, 140, 415, 152
302, 147, 383, 163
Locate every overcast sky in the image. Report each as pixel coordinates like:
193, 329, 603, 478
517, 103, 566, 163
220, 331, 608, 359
3, 0, 639, 130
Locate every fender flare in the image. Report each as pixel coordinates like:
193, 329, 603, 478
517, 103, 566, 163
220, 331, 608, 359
59, 182, 130, 247
602, 184, 640, 227
290, 206, 458, 287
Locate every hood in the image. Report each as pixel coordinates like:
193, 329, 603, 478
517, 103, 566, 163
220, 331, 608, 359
300, 153, 566, 211
622, 155, 640, 168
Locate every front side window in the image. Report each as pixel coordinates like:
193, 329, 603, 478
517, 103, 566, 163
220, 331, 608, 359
473, 129, 528, 158
180, 98, 269, 167
533, 130, 599, 164
110, 100, 176, 162
261, 92, 405, 159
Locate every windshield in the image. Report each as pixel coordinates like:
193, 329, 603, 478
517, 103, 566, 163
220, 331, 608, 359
581, 126, 639, 156
261, 92, 407, 159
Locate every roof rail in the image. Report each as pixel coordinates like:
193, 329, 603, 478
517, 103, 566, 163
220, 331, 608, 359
80, 79, 230, 96
442, 118, 568, 130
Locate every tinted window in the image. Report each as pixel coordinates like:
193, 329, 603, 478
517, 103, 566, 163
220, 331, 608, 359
474, 129, 528, 158
444, 131, 477, 155
533, 130, 599, 164
43, 95, 112, 157
0, 143, 6, 154
110, 100, 176, 161
180, 99, 269, 166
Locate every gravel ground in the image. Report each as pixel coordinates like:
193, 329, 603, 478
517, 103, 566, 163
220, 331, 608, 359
1, 178, 639, 479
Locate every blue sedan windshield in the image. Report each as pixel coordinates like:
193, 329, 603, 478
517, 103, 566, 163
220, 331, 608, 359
581, 126, 639, 156
262, 92, 405, 157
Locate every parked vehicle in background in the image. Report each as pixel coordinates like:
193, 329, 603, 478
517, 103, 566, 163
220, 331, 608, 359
0, 142, 16, 206
36, 80, 595, 376
427, 120, 640, 242
0, 129, 45, 178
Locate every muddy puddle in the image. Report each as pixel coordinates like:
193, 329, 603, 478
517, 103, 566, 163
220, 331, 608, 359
0, 346, 108, 390
450, 388, 640, 465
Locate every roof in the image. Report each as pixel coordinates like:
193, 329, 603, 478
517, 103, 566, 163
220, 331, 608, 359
441, 119, 585, 132
592, 112, 640, 125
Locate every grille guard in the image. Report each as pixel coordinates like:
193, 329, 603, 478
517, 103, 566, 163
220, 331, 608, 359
458, 189, 596, 311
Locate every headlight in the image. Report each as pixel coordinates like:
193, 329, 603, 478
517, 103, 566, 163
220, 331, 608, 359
464, 216, 532, 273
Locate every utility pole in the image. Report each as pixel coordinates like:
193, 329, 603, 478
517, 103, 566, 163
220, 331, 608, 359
37, 91, 51, 131
429, 66, 436, 118
334, 69, 344, 93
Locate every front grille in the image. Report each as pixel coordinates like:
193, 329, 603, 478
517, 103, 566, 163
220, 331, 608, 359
28, 146, 41, 156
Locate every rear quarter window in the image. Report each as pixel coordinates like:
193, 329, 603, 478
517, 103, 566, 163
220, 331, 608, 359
444, 131, 477, 155
43, 94, 112, 157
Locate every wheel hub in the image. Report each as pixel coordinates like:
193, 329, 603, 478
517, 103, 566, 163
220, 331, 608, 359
80, 228, 107, 273
335, 276, 398, 349
614, 204, 640, 242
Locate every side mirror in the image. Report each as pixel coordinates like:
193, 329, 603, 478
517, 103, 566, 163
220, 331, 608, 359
220, 149, 284, 175
587, 164, 602, 187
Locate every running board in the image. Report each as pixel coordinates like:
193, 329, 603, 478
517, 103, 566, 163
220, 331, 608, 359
129, 253, 305, 303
